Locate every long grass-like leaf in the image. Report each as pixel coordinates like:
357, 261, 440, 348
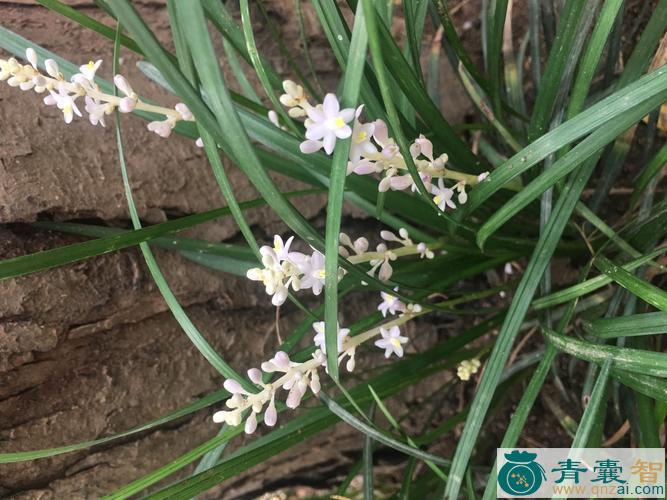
594, 256, 667, 312
583, 312, 667, 338
324, 0, 368, 378
545, 329, 667, 378
444, 152, 599, 499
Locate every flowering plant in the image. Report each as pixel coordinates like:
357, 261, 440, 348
0, 1, 666, 498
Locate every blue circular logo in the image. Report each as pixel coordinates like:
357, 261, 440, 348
498, 451, 546, 496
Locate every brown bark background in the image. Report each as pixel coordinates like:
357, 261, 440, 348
0, 1, 476, 497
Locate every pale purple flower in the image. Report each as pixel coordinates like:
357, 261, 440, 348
378, 174, 413, 192
377, 290, 406, 317
409, 134, 434, 161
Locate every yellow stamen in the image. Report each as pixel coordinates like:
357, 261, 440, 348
355, 131, 367, 142
334, 117, 345, 128
433, 195, 442, 205
315, 269, 326, 279
390, 338, 402, 348
87, 61, 96, 69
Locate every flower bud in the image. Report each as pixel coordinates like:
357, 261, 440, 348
244, 411, 258, 434
26, 48, 38, 69
45, 59, 60, 78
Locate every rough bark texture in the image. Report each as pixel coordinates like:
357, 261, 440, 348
0, 1, 475, 497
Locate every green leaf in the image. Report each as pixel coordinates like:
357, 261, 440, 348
583, 312, 667, 338
368, 385, 447, 482
571, 357, 612, 447
486, 0, 509, 114
476, 85, 667, 246
0, 390, 226, 463
239, 0, 299, 134
35, 0, 143, 54
431, 0, 488, 93
34, 220, 256, 276
0, 205, 253, 280
631, 143, 667, 207
319, 392, 451, 466
566, 0, 624, 118
544, 329, 667, 378
594, 256, 667, 312
533, 247, 667, 310
464, 65, 667, 217
200, 0, 282, 89
444, 153, 599, 499
111, 24, 243, 382
324, 0, 368, 378
527, 0, 592, 140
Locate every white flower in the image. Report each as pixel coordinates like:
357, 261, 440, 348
477, 171, 490, 182
298, 250, 326, 295
47, 84, 82, 124
280, 80, 304, 107
349, 106, 376, 162
195, 137, 204, 148
431, 178, 456, 211
272, 235, 295, 262
84, 96, 107, 127
374, 325, 408, 358
377, 290, 406, 317
312, 321, 350, 353
79, 59, 102, 81
303, 93, 354, 154
457, 359, 481, 381
247, 246, 289, 306
504, 262, 514, 275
